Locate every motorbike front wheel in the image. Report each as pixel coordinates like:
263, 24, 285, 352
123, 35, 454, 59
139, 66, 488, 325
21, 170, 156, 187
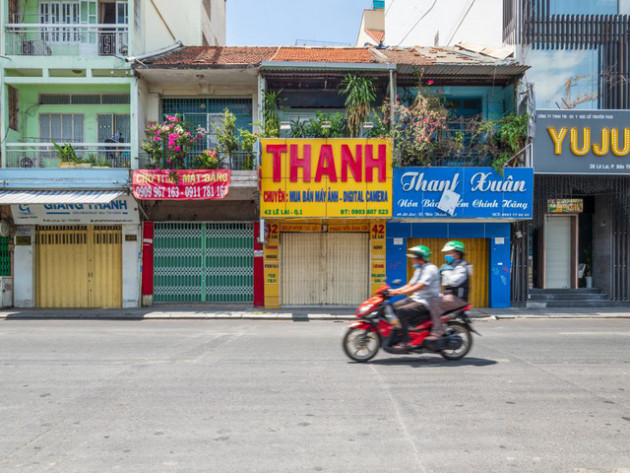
342, 327, 380, 363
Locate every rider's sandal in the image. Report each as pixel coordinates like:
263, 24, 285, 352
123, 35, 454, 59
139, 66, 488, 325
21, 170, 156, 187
425, 332, 445, 341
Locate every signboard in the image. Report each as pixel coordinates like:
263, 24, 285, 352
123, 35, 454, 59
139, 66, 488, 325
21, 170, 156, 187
534, 109, 630, 174
132, 169, 231, 200
548, 199, 583, 213
393, 167, 533, 219
260, 139, 393, 218
11, 195, 140, 225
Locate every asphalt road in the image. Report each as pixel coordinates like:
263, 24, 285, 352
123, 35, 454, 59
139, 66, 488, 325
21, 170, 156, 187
1, 318, 629, 473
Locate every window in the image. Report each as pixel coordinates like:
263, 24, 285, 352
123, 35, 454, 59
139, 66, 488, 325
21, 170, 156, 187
98, 114, 130, 143
39, 114, 84, 142
9, 86, 19, 131
39, 93, 130, 105
39, 1, 81, 42
445, 97, 483, 118
550, 0, 618, 15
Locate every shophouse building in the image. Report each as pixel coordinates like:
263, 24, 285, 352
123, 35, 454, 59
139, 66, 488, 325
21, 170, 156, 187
0, 0, 225, 308
504, 0, 630, 307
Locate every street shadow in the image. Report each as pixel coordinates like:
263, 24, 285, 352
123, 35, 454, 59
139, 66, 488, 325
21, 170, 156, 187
364, 356, 498, 368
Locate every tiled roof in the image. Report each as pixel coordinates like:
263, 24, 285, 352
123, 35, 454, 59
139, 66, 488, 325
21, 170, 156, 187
381, 46, 516, 66
145, 46, 381, 67
271, 47, 380, 63
146, 46, 279, 66
365, 29, 385, 44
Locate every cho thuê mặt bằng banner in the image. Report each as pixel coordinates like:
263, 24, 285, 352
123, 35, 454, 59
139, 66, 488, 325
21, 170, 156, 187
132, 169, 231, 200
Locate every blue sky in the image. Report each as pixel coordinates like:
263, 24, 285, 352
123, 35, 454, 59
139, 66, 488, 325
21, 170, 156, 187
226, 0, 370, 46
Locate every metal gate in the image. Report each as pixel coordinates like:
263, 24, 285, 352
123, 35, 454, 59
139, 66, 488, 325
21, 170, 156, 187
153, 222, 254, 303
36, 225, 122, 308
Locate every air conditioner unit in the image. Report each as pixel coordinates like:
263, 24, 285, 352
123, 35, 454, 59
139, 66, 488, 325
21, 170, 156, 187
18, 156, 34, 168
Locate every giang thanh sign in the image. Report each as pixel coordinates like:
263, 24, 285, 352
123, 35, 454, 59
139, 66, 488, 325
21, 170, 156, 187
259, 139, 393, 218
534, 110, 630, 174
11, 195, 139, 224
393, 167, 533, 219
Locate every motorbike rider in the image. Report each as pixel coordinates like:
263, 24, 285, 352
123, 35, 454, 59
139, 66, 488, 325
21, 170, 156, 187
439, 241, 472, 313
388, 245, 444, 347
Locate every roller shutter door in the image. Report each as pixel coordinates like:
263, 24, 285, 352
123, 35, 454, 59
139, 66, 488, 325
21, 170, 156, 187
281, 233, 369, 306
36, 225, 122, 308
407, 238, 489, 308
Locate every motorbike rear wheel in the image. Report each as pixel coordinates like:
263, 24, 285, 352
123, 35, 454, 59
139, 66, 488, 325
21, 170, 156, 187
342, 327, 380, 363
440, 321, 473, 361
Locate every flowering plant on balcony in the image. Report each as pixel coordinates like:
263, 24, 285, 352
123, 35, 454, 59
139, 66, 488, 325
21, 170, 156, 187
368, 81, 528, 171
142, 115, 208, 170
193, 149, 220, 169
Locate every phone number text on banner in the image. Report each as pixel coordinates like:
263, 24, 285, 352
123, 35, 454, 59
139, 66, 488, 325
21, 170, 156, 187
132, 169, 231, 200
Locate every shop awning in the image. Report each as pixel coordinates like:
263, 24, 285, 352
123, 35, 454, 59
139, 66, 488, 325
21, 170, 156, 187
0, 190, 124, 205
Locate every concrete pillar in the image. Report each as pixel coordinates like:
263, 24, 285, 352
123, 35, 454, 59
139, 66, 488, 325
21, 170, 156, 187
593, 194, 613, 297
122, 224, 142, 308
14, 226, 35, 308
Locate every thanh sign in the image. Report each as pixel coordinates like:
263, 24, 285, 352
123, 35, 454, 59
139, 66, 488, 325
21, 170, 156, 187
534, 110, 630, 174
260, 139, 393, 218
393, 167, 533, 220
11, 195, 140, 225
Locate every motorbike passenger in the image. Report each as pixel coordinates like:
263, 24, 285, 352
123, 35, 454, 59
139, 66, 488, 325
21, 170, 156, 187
439, 240, 472, 313
388, 245, 444, 347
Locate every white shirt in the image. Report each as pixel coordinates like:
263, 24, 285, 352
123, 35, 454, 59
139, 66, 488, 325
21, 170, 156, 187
409, 263, 440, 308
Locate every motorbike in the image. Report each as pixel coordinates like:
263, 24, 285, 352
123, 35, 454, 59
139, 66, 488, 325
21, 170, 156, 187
342, 282, 479, 363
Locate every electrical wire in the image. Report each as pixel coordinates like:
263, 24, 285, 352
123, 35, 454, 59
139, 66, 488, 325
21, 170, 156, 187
385, 0, 397, 16
446, 0, 477, 46
396, 0, 439, 46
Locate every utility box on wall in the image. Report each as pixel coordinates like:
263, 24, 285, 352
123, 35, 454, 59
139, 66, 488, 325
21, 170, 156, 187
0, 277, 13, 308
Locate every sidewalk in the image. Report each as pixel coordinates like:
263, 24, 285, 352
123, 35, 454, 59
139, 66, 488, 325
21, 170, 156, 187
1, 305, 630, 321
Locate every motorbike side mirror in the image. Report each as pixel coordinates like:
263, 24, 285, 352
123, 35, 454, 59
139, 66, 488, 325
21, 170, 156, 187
391, 279, 402, 287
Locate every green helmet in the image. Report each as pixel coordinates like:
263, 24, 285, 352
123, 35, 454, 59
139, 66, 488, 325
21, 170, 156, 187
441, 240, 465, 253
407, 245, 431, 261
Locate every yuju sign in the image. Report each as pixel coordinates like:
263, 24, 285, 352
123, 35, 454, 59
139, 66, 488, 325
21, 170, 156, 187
132, 169, 230, 200
534, 110, 630, 174
393, 167, 533, 219
260, 139, 393, 218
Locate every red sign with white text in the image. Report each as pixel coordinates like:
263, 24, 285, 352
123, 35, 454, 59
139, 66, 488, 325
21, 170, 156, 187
132, 169, 231, 200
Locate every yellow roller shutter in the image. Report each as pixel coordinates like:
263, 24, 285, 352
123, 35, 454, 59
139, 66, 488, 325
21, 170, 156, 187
407, 238, 489, 308
36, 225, 122, 308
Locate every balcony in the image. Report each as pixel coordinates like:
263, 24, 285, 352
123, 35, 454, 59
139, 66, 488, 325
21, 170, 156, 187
5, 142, 132, 169
4, 23, 128, 57
140, 150, 256, 172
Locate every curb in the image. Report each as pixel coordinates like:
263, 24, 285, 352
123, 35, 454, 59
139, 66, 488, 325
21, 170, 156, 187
2, 312, 630, 321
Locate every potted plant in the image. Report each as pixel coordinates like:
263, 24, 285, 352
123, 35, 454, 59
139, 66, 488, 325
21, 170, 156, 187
213, 109, 239, 166
584, 245, 593, 288
93, 158, 111, 169
238, 128, 258, 170
53, 142, 78, 168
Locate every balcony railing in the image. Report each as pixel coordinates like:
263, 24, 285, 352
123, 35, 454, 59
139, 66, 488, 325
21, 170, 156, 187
4, 142, 132, 168
140, 151, 256, 172
4, 24, 128, 56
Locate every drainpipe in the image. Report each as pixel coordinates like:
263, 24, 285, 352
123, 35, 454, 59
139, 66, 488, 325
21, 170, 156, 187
389, 68, 397, 158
